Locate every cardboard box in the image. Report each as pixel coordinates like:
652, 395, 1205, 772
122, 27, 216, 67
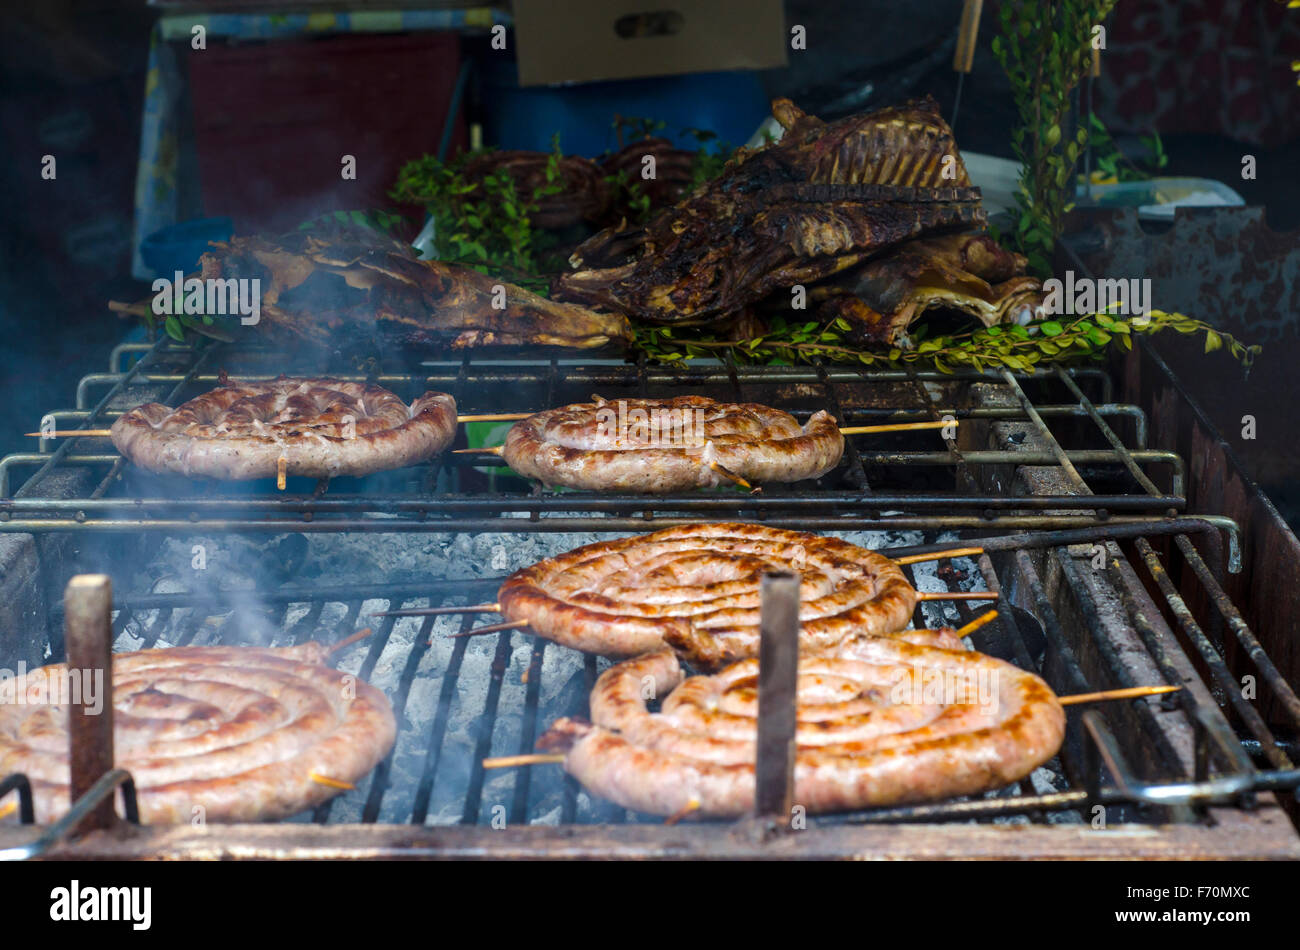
513, 0, 787, 86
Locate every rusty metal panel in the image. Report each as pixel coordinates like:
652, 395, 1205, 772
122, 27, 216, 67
1122, 340, 1300, 728
1067, 206, 1300, 340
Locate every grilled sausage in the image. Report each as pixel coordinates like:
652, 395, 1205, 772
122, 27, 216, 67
0, 644, 396, 824
111, 377, 457, 480
501, 396, 843, 493
499, 523, 919, 669
538, 634, 1064, 818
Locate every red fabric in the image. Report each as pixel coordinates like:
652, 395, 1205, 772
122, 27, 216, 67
188, 32, 466, 233
1094, 0, 1300, 146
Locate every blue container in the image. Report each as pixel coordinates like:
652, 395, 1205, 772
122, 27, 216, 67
140, 217, 234, 277
480, 62, 771, 156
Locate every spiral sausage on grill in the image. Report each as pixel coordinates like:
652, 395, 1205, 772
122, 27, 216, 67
499, 523, 919, 669
538, 634, 1064, 817
0, 643, 396, 824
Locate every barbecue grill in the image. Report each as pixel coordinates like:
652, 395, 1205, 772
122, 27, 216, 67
2, 315, 1299, 860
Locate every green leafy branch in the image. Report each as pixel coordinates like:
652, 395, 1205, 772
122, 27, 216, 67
1085, 114, 1168, 183
992, 0, 1118, 275
635, 310, 1259, 373
391, 135, 567, 276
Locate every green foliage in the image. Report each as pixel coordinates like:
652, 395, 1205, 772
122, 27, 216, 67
297, 208, 408, 236
1086, 114, 1168, 182
391, 135, 566, 283
634, 310, 1260, 374
612, 114, 666, 143
992, 0, 1118, 275
679, 126, 734, 191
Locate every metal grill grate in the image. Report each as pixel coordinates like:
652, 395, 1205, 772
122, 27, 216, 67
1, 339, 1195, 534
2, 336, 1299, 858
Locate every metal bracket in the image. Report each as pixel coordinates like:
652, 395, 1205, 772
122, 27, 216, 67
755, 571, 799, 825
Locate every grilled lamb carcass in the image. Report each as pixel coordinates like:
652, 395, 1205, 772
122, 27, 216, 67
553, 97, 985, 326
808, 232, 1047, 345
197, 227, 632, 352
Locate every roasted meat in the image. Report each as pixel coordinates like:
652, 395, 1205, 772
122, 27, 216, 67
553, 97, 986, 326
460, 150, 612, 230
497, 523, 919, 669
809, 232, 1047, 345
538, 635, 1065, 818
599, 137, 697, 218
111, 378, 458, 480
500, 395, 844, 492
197, 227, 632, 352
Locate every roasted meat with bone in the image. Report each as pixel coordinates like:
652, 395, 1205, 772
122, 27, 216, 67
196, 226, 632, 352
808, 232, 1048, 345
554, 97, 987, 325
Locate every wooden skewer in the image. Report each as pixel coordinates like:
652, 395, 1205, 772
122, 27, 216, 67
477, 686, 1181, 780
916, 591, 997, 602
457, 413, 533, 423
664, 797, 702, 826
276, 456, 287, 490
370, 603, 501, 619
706, 459, 752, 490
1060, 685, 1182, 706
452, 446, 504, 455
322, 627, 373, 658
839, 420, 957, 436
482, 753, 565, 769
893, 546, 984, 566
308, 771, 356, 791
441, 618, 530, 642
25, 429, 114, 438
31, 417, 525, 437
955, 609, 1000, 638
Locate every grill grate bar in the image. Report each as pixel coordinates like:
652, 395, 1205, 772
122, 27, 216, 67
409, 613, 472, 826
508, 639, 549, 825
814, 360, 871, 491
999, 370, 1092, 495
362, 613, 437, 823
903, 362, 978, 492
1052, 550, 1192, 782
1054, 366, 1164, 500
1136, 537, 1297, 769
1174, 534, 1300, 731
461, 629, 517, 825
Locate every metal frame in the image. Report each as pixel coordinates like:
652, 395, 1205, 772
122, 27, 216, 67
2, 337, 1299, 859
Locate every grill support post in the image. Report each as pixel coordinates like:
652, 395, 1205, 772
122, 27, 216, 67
64, 574, 116, 833
756, 571, 799, 823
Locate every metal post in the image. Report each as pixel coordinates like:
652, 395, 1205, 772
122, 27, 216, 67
63, 574, 116, 833
755, 571, 799, 821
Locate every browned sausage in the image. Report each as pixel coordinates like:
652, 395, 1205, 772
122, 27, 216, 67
502, 396, 843, 492
0, 644, 395, 824
539, 635, 1064, 817
499, 523, 919, 669
111, 377, 456, 480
